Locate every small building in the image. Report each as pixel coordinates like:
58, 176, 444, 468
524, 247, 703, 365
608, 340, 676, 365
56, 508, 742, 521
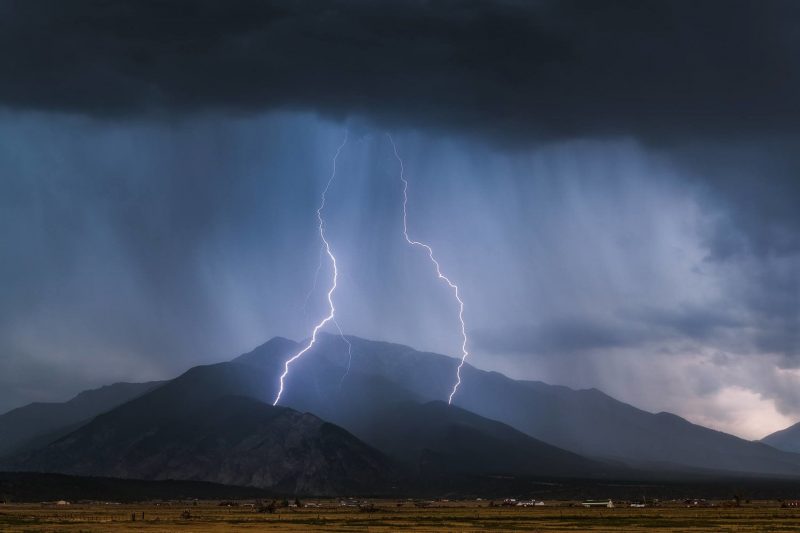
684, 499, 713, 508
516, 500, 544, 507
582, 499, 614, 508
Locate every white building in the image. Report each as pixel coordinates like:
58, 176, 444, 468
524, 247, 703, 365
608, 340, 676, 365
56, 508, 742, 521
582, 499, 614, 508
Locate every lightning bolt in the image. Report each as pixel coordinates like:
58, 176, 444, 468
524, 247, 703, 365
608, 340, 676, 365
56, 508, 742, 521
273, 130, 348, 406
300, 245, 324, 326
388, 134, 469, 404
334, 319, 353, 389
303, 244, 352, 377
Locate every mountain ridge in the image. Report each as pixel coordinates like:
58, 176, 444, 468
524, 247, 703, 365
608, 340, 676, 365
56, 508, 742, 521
10, 393, 394, 495
762, 422, 800, 453
261, 334, 800, 476
0, 381, 164, 458
4, 333, 800, 484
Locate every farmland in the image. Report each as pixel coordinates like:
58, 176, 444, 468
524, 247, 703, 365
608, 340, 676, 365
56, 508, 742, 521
2, 499, 800, 532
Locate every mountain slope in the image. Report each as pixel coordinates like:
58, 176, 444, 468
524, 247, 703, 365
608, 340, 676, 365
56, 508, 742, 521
7, 334, 800, 483
11, 393, 391, 496
183, 333, 800, 477
467, 378, 800, 475
5, 336, 608, 492
354, 400, 608, 478
249, 334, 800, 477
0, 381, 163, 457
762, 423, 800, 453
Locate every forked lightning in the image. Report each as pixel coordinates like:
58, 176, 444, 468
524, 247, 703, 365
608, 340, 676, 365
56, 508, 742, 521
388, 134, 469, 404
273, 131, 348, 406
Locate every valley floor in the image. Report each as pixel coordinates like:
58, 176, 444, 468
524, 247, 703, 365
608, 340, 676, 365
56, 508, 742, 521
2, 500, 800, 532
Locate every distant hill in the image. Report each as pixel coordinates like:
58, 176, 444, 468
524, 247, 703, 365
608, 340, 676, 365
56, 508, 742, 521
235, 334, 800, 477
5, 337, 604, 493
468, 378, 800, 476
0, 381, 163, 457
351, 400, 608, 478
10, 391, 392, 496
6, 333, 800, 490
762, 423, 800, 453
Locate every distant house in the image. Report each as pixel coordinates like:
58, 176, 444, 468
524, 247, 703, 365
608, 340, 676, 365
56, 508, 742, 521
782, 500, 800, 508
516, 500, 544, 507
582, 499, 614, 508
684, 499, 713, 508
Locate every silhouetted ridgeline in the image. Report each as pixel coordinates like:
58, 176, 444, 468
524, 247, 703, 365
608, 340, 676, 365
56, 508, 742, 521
4, 335, 800, 497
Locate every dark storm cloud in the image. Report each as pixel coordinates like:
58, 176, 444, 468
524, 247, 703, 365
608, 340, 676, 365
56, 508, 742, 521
635, 306, 741, 341
0, 112, 340, 413
473, 316, 653, 356
1, 0, 798, 434
2, 0, 799, 142
5, 0, 799, 264
679, 140, 800, 257
474, 306, 742, 357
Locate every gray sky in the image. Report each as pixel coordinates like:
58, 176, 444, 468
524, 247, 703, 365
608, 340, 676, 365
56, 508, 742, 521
0, 0, 798, 439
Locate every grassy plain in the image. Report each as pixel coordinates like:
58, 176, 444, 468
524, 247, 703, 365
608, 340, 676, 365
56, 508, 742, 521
2, 500, 800, 532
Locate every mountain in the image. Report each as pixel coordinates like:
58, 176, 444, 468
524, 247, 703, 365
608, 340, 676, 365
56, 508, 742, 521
11, 391, 392, 496
233, 334, 800, 477
7, 333, 800, 489
470, 379, 800, 476
5, 337, 606, 493
0, 381, 163, 458
762, 423, 800, 453
350, 400, 607, 478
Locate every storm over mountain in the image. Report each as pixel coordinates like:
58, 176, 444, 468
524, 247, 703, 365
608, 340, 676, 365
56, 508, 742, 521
0, 0, 798, 441
7, 335, 800, 484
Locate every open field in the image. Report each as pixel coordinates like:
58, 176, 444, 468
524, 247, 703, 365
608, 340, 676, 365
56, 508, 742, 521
3, 500, 800, 532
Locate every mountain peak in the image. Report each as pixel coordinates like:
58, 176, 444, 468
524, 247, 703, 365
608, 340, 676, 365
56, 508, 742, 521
232, 336, 299, 367
763, 422, 800, 453
7, 333, 800, 486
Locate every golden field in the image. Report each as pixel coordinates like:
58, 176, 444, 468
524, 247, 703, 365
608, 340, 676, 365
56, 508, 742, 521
3, 500, 800, 532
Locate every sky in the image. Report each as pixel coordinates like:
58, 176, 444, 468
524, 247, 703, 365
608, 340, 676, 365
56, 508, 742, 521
0, 0, 798, 440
